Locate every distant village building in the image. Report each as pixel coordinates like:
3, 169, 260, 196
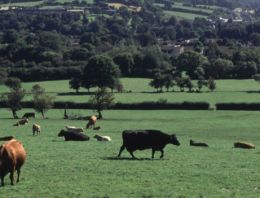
218, 17, 229, 23
159, 42, 184, 56
244, 9, 255, 15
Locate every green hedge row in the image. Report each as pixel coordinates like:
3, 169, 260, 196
0, 101, 210, 110
2, 101, 260, 110
216, 103, 260, 111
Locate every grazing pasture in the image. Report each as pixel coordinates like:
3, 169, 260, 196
0, 108, 260, 197
1, 78, 260, 105
0, 1, 44, 7
163, 10, 207, 20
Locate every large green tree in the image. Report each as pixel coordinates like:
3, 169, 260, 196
206, 58, 234, 79
4, 77, 21, 90
69, 78, 81, 93
82, 55, 120, 90
177, 51, 207, 78
2, 88, 25, 119
113, 53, 134, 76
32, 84, 54, 118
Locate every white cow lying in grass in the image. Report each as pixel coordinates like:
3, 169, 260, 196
93, 134, 111, 142
65, 126, 84, 133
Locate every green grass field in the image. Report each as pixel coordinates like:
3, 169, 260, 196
0, 0, 44, 7
164, 10, 207, 20
0, 0, 94, 7
53, 0, 94, 4
155, 2, 213, 13
1, 78, 260, 105
0, 108, 260, 197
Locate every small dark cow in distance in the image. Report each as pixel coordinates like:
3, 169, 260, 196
0, 136, 14, 141
58, 130, 90, 141
0, 139, 26, 186
22, 112, 35, 119
13, 118, 29, 126
234, 142, 255, 149
93, 126, 101, 131
118, 130, 180, 159
190, 140, 208, 147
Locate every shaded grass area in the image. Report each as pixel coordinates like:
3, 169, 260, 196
0, 109, 260, 197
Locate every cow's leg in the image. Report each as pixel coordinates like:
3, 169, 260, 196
152, 149, 155, 159
16, 168, 21, 183
117, 145, 125, 157
10, 170, 15, 185
129, 151, 136, 159
160, 149, 164, 159
1, 176, 4, 186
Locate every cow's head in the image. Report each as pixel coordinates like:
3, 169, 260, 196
170, 134, 180, 146
58, 130, 66, 137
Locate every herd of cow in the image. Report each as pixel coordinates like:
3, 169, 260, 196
0, 113, 256, 187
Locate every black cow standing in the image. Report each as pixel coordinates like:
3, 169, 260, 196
117, 130, 180, 159
58, 130, 90, 141
22, 112, 35, 119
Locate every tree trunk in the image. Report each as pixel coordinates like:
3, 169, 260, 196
97, 110, 103, 119
64, 108, 68, 119
41, 111, 45, 119
12, 109, 18, 119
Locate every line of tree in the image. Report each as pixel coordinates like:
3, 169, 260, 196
149, 73, 216, 92
0, 78, 55, 118
1, 2, 260, 82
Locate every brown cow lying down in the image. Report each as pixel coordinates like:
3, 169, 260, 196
118, 130, 180, 159
234, 142, 255, 149
190, 140, 209, 147
32, 124, 41, 136
0, 139, 26, 186
93, 134, 111, 141
13, 118, 29, 126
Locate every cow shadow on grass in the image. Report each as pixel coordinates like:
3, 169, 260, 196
102, 157, 164, 161
245, 91, 260, 93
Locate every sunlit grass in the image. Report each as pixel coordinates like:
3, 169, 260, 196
1, 78, 260, 105
0, 109, 260, 197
